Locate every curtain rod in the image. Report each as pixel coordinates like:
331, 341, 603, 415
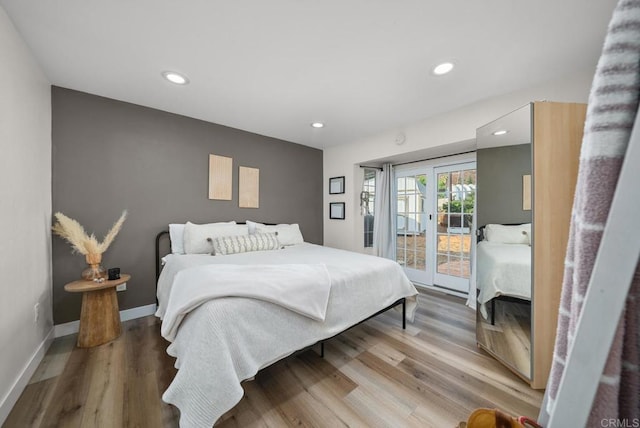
392, 150, 476, 167
359, 150, 476, 170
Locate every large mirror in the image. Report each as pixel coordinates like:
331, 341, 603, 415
475, 104, 533, 380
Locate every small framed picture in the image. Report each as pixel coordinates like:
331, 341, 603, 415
329, 176, 345, 194
330, 202, 345, 220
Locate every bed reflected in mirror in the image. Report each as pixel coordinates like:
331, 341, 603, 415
475, 104, 533, 380
476, 223, 532, 378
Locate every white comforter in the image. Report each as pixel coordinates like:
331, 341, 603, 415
476, 241, 532, 318
162, 264, 332, 341
156, 243, 418, 428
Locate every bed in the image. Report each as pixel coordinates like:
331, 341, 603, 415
154, 223, 419, 427
476, 224, 532, 323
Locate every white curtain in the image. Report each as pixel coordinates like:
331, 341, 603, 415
373, 163, 395, 259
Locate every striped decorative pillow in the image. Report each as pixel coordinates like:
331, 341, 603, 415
209, 232, 281, 255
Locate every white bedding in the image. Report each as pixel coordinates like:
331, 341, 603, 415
156, 243, 418, 427
476, 241, 532, 319
162, 264, 332, 341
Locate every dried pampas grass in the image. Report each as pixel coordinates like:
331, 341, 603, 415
98, 211, 127, 253
53, 210, 127, 256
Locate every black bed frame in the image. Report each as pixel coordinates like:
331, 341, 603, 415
477, 224, 532, 325
154, 229, 407, 358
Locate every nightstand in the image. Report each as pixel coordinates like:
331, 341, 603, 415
64, 274, 130, 348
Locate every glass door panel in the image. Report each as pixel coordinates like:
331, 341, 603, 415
395, 172, 429, 283
434, 163, 476, 292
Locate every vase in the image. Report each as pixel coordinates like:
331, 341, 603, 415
82, 253, 107, 281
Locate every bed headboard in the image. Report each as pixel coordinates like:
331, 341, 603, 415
477, 225, 486, 242
155, 229, 170, 283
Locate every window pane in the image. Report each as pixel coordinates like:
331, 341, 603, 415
451, 171, 461, 186
437, 173, 448, 192
448, 234, 463, 254
409, 233, 416, 252
461, 235, 472, 258
437, 253, 449, 274
437, 234, 449, 253
449, 213, 462, 229
463, 170, 476, 185
437, 193, 447, 213
407, 249, 416, 269
417, 213, 427, 235
461, 257, 471, 278
411, 191, 418, 216
415, 227, 426, 271
364, 216, 374, 247
448, 255, 463, 278
363, 168, 376, 247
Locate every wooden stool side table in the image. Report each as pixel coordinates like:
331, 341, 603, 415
64, 274, 130, 348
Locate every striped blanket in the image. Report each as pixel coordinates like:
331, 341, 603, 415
547, 0, 640, 423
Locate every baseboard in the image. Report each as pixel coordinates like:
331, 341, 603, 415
120, 303, 157, 323
414, 282, 469, 299
0, 327, 54, 426
54, 303, 157, 338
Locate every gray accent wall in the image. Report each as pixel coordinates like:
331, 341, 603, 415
52, 87, 323, 324
477, 144, 532, 227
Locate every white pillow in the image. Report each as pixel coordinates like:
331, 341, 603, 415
169, 221, 235, 254
484, 223, 531, 245
255, 223, 304, 246
211, 232, 280, 255
183, 221, 248, 254
169, 223, 186, 254
246, 220, 260, 235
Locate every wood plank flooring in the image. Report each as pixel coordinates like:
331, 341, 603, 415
476, 299, 532, 379
4, 290, 543, 427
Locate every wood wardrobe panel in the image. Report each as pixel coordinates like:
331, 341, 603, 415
531, 102, 587, 388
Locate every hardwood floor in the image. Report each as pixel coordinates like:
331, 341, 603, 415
476, 299, 532, 379
4, 291, 543, 427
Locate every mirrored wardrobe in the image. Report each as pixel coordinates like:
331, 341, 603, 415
475, 102, 587, 389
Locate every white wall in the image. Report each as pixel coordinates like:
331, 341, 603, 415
324, 70, 595, 252
0, 6, 52, 423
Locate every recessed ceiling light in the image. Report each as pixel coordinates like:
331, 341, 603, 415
433, 62, 454, 76
311, 122, 324, 128
493, 130, 508, 136
162, 71, 189, 85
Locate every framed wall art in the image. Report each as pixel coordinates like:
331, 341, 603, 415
329, 176, 345, 194
329, 202, 345, 220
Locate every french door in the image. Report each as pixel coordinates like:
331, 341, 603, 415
433, 163, 476, 292
394, 161, 476, 294
395, 170, 432, 284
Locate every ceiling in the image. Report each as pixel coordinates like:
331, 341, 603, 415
1, 1, 617, 149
